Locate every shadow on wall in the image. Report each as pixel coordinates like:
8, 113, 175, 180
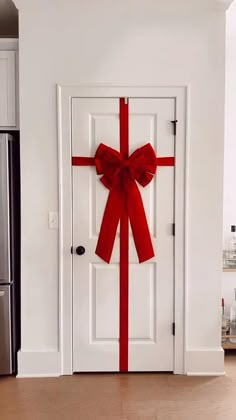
0, 0, 18, 37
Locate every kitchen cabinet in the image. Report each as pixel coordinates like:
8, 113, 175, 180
0, 40, 18, 129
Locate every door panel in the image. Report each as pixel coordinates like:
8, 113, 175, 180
92, 264, 119, 341
72, 97, 175, 372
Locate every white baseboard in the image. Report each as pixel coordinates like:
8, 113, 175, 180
186, 348, 225, 376
17, 348, 225, 377
17, 350, 61, 378
187, 372, 225, 376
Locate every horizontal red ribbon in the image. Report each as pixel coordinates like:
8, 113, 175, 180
157, 157, 175, 166
72, 156, 174, 167
72, 157, 95, 166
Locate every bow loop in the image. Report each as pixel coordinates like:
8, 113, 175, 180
129, 143, 157, 187
95, 143, 122, 189
95, 142, 157, 190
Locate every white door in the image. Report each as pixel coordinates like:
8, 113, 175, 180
72, 97, 175, 372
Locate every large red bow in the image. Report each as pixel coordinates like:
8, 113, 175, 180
94, 143, 157, 263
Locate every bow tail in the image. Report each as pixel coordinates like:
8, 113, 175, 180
128, 182, 155, 263
95, 189, 122, 263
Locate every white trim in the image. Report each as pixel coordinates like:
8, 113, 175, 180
17, 373, 60, 378
57, 85, 187, 375
174, 87, 187, 375
185, 349, 225, 376
187, 372, 225, 376
0, 126, 18, 131
183, 85, 191, 374
57, 86, 73, 375
17, 351, 61, 377
13, 0, 234, 12
0, 39, 18, 51
7, 51, 16, 126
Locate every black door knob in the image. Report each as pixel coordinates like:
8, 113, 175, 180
76, 246, 86, 255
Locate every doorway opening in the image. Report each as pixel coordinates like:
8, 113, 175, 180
57, 86, 186, 375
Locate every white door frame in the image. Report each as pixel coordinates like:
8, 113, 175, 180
57, 85, 187, 375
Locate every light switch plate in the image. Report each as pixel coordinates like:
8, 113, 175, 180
48, 211, 59, 229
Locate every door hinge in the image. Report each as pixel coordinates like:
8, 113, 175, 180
171, 120, 178, 136
71, 246, 73, 254
172, 322, 175, 336
172, 223, 175, 236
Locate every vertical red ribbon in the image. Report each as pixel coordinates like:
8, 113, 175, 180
119, 98, 129, 372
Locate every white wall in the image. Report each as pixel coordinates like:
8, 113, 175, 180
14, 0, 229, 376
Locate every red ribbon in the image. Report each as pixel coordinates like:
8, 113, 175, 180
94, 143, 158, 263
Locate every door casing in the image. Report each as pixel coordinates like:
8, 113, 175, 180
57, 85, 187, 375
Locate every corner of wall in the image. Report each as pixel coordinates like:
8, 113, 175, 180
215, 0, 234, 11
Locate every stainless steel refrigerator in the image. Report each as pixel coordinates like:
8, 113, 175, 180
0, 133, 20, 375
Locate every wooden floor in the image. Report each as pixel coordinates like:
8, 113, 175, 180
1, 354, 236, 420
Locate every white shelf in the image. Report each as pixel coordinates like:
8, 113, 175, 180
222, 336, 236, 349
223, 342, 236, 349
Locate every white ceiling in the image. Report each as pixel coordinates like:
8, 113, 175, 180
0, 0, 18, 37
